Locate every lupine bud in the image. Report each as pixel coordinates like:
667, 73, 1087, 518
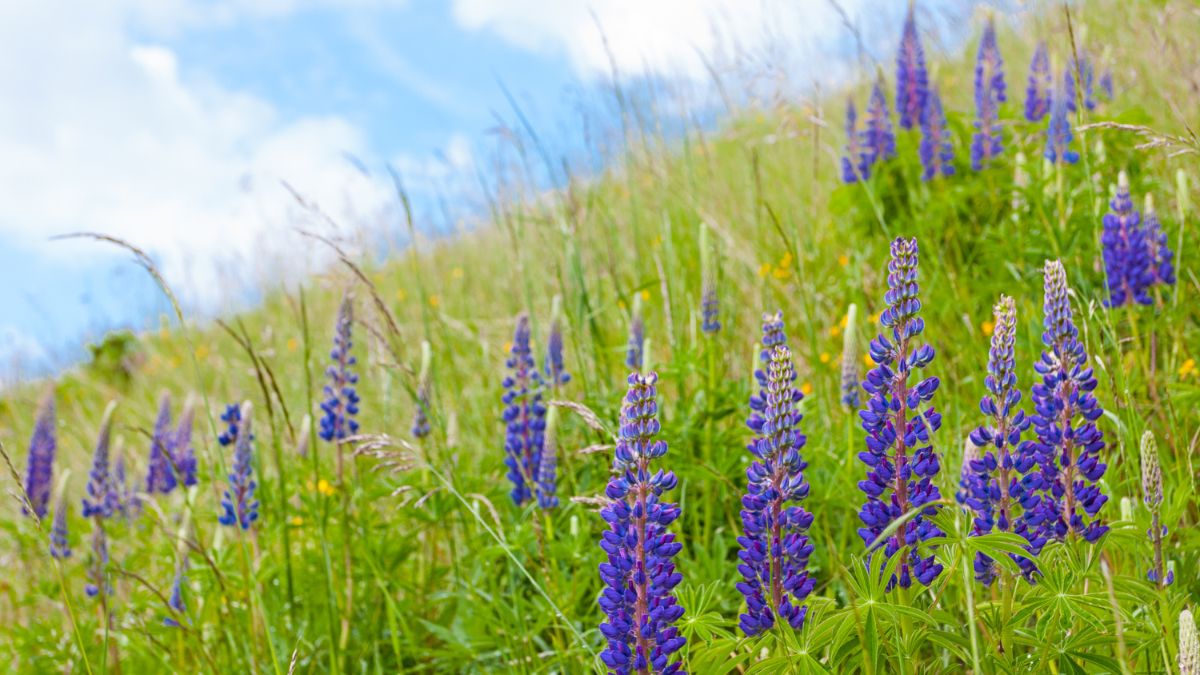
50, 494, 71, 560
1181, 609, 1200, 675
85, 524, 110, 598
413, 341, 433, 439
22, 393, 57, 519
863, 79, 896, 169
145, 392, 177, 495
319, 294, 361, 445
956, 439, 981, 506
1044, 69, 1079, 165
1065, 52, 1096, 112
502, 313, 547, 506
83, 401, 119, 519
1025, 43, 1051, 121
626, 295, 645, 371
699, 224, 721, 334
856, 237, 944, 590
736, 343, 815, 636
840, 304, 860, 408
1101, 172, 1154, 307
219, 402, 259, 530
1029, 261, 1108, 544
1140, 431, 1163, 508
919, 88, 955, 180
536, 406, 560, 509
971, 18, 1006, 170
544, 296, 571, 385
1143, 195, 1177, 286
841, 99, 869, 183
164, 561, 188, 627
173, 398, 198, 488
895, 6, 929, 131
597, 373, 685, 674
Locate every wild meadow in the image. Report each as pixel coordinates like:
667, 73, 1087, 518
1, 1, 1199, 672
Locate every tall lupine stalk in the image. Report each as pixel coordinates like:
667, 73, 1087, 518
501, 313, 547, 506
857, 237, 944, 589
219, 402, 259, 530
962, 296, 1039, 583
412, 341, 433, 439
173, 398, 198, 489
536, 406, 560, 510
597, 372, 685, 674
1140, 431, 1172, 586
1182, 609, 1200, 675
841, 99, 869, 183
85, 524, 110, 598
1044, 69, 1080, 165
754, 312, 792, 413
1029, 260, 1108, 544
164, 560, 189, 627
919, 88, 955, 181
83, 402, 119, 519
1101, 171, 1154, 307
1143, 195, 1177, 286
971, 18, 1006, 171
736, 344, 815, 636
544, 296, 572, 387
863, 79, 896, 170
145, 393, 177, 495
1065, 53, 1096, 112
840, 304, 860, 408
626, 295, 645, 371
1025, 43, 1051, 121
320, 293, 361, 480
50, 494, 71, 559
23, 393, 57, 519
699, 225, 720, 335
895, 5, 929, 131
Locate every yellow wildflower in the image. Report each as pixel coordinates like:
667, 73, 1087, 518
452, 267, 464, 279
801, 382, 814, 396
829, 325, 842, 337
194, 344, 209, 360
317, 479, 336, 496
838, 254, 850, 267
819, 352, 831, 364
290, 516, 304, 527
428, 294, 441, 308
640, 290, 651, 302
758, 263, 772, 278
778, 252, 793, 269
287, 337, 299, 352
1181, 358, 1197, 378
863, 353, 874, 367
396, 288, 407, 301
772, 266, 791, 280
982, 320, 995, 336
839, 314, 849, 328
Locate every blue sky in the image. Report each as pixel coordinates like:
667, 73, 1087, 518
0, 0, 991, 381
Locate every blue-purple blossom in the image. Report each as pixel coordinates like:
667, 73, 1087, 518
971, 19, 1006, 171
173, 401, 198, 488
113, 452, 139, 518
1029, 261, 1108, 544
218, 403, 245, 447
962, 296, 1040, 583
863, 80, 897, 169
841, 305, 861, 408
22, 395, 56, 519
85, 524, 109, 598
219, 403, 259, 530
50, 495, 71, 559
1140, 431, 1173, 586
857, 237, 944, 590
754, 311, 792, 416
1044, 74, 1079, 165
145, 393, 177, 495
1101, 172, 1154, 307
955, 440, 981, 506
502, 314, 547, 506
1144, 195, 1176, 286
700, 281, 721, 334
1065, 53, 1096, 112
919, 88, 955, 180
1025, 43, 1051, 122
413, 340, 433, 439
536, 407, 559, 510
1100, 69, 1114, 100
626, 297, 645, 371
164, 561, 188, 627
895, 6, 929, 130
736, 343, 815, 636
544, 311, 571, 386
319, 295, 361, 444
841, 99, 869, 183
597, 372, 685, 674
82, 404, 118, 519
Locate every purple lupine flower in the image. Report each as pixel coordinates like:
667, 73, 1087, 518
1064, 53, 1096, 112
50, 495, 71, 559
544, 306, 571, 386
82, 404, 119, 519
841, 99, 869, 183
173, 400, 198, 488
1101, 172, 1154, 307
413, 340, 433, 439
319, 294, 361, 445
919, 88, 955, 181
700, 281, 721, 335
856, 237, 944, 590
145, 393, 177, 495
218, 403, 244, 447
840, 304, 861, 408
22, 394, 56, 519
1143, 195, 1177, 286
597, 372, 685, 674
625, 296, 645, 371
962, 296, 1040, 584
895, 6, 929, 131
955, 439, 982, 506
753, 311, 793, 416
862, 79, 896, 169
1140, 431, 1173, 586
112, 451, 139, 518
219, 402, 259, 530
1099, 69, 1114, 100
1025, 43, 1051, 122
1029, 260, 1108, 544
85, 524, 110, 598
502, 314, 547, 506
736, 344, 815, 636
971, 18, 1006, 171
1044, 74, 1079, 165
164, 561, 188, 627
536, 406, 560, 510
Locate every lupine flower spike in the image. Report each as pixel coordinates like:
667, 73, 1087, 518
699, 224, 721, 334
841, 99, 868, 183
597, 372, 685, 674
962, 296, 1039, 583
971, 18, 1006, 171
919, 88, 955, 180
1181, 609, 1200, 675
544, 296, 572, 386
219, 402, 259, 530
895, 5, 929, 131
1029, 261, 1108, 544
536, 406, 560, 509
22, 393, 57, 519
501, 313, 547, 506
1140, 431, 1172, 586
863, 79, 896, 169
164, 560, 188, 627
1101, 172, 1154, 307
840, 304, 861, 408
218, 403, 246, 447
626, 294, 645, 371
413, 341, 433, 439
857, 237, 944, 589
754, 311, 793, 416
955, 439, 981, 506
1065, 53, 1096, 112
83, 401, 119, 519
50, 493, 71, 559
173, 398, 198, 488
1143, 195, 1177, 286
736, 343, 815, 636
320, 293, 361, 481
85, 524, 110, 598
1044, 68, 1079, 165
145, 392, 177, 495
1025, 43, 1051, 122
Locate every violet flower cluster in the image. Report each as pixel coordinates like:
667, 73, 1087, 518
85, 525, 110, 598
164, 562, 188, 627
83, 407, 119, 519
23, 395, 57, 519
501, 314, 548, 506
1044, 73, 1079, 165
857, 237, 944, 590
895, 6, 929, 131
1144, 196, 1177, 286
919, 88, 955, 181
1101, 172, 1154, 307
50, 496, 71, 560
597, 372, 685, 674
319, 295, 361, 444
544, 312, 571, 386
971, 19, 1006, 171
862, 80, 897, 170
736, 343, 815, 636
173, 402, 198, 488
700, 280, 721, 334
219, 403, 259, 530
841, 100, 869, 184
1065, 54, 1096, 113
145, 393, 177, 495
1028, 261, 1108, 544
1140, 431, 1173, 586
1025, 43, 1051, 122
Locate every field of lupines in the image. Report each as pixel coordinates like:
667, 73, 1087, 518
2, 1, 1199, 673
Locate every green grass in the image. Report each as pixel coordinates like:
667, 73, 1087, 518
2, 1, 1199, 672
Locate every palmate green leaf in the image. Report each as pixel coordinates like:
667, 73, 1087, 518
688, 637, 753, 674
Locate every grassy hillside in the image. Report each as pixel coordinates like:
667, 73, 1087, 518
2, 1, 1198, 672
